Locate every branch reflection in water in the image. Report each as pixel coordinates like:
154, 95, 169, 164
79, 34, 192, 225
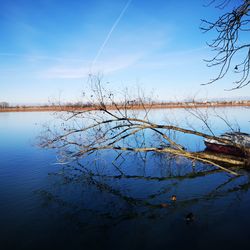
36, 150, 250, 230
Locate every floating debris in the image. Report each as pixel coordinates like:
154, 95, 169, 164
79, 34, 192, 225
161, 203, 169, 208
185, 212, 194, 222
171, 195, 177, 201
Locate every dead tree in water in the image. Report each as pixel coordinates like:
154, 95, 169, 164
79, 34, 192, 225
40, 76, 249, 176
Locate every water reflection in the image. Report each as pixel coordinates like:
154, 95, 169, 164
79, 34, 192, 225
36, 150, 250, 233
1, 110, 250, 249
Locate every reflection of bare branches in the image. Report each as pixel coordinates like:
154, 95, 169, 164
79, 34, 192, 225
73, 160, 220, 182
35, 154, 250, 231
176, 174, 250, 208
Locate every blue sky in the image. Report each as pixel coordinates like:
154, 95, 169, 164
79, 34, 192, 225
0, 0, 249, 104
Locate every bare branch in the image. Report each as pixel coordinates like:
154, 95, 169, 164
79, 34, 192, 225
201, 0, 250, 88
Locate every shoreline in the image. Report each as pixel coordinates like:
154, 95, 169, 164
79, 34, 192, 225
1, 102, 250, 113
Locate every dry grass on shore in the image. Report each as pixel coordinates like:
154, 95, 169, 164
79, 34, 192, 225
1, 101, 250, 113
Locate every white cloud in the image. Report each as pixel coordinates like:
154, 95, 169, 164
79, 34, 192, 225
41, 53, 143, 79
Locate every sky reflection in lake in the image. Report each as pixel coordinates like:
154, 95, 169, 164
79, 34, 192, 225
0, 108, 250, 250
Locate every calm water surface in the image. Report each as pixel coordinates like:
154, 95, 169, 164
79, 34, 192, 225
1, 108, 250, 250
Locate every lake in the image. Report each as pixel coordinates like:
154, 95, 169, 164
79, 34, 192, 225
1, 107, 250, 250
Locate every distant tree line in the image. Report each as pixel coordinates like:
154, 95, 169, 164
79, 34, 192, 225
1, 100, 250, 110
0, 102, 9, 109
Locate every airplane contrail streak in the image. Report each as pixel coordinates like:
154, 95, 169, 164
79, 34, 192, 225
91, 0, 132, 68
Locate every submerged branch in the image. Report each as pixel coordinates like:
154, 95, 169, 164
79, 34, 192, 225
73, 146, 241, 175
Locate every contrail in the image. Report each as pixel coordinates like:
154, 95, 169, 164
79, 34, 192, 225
91, 0, 132, 68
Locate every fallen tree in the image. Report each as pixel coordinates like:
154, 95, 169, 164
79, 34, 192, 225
40, 76, 250, 176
